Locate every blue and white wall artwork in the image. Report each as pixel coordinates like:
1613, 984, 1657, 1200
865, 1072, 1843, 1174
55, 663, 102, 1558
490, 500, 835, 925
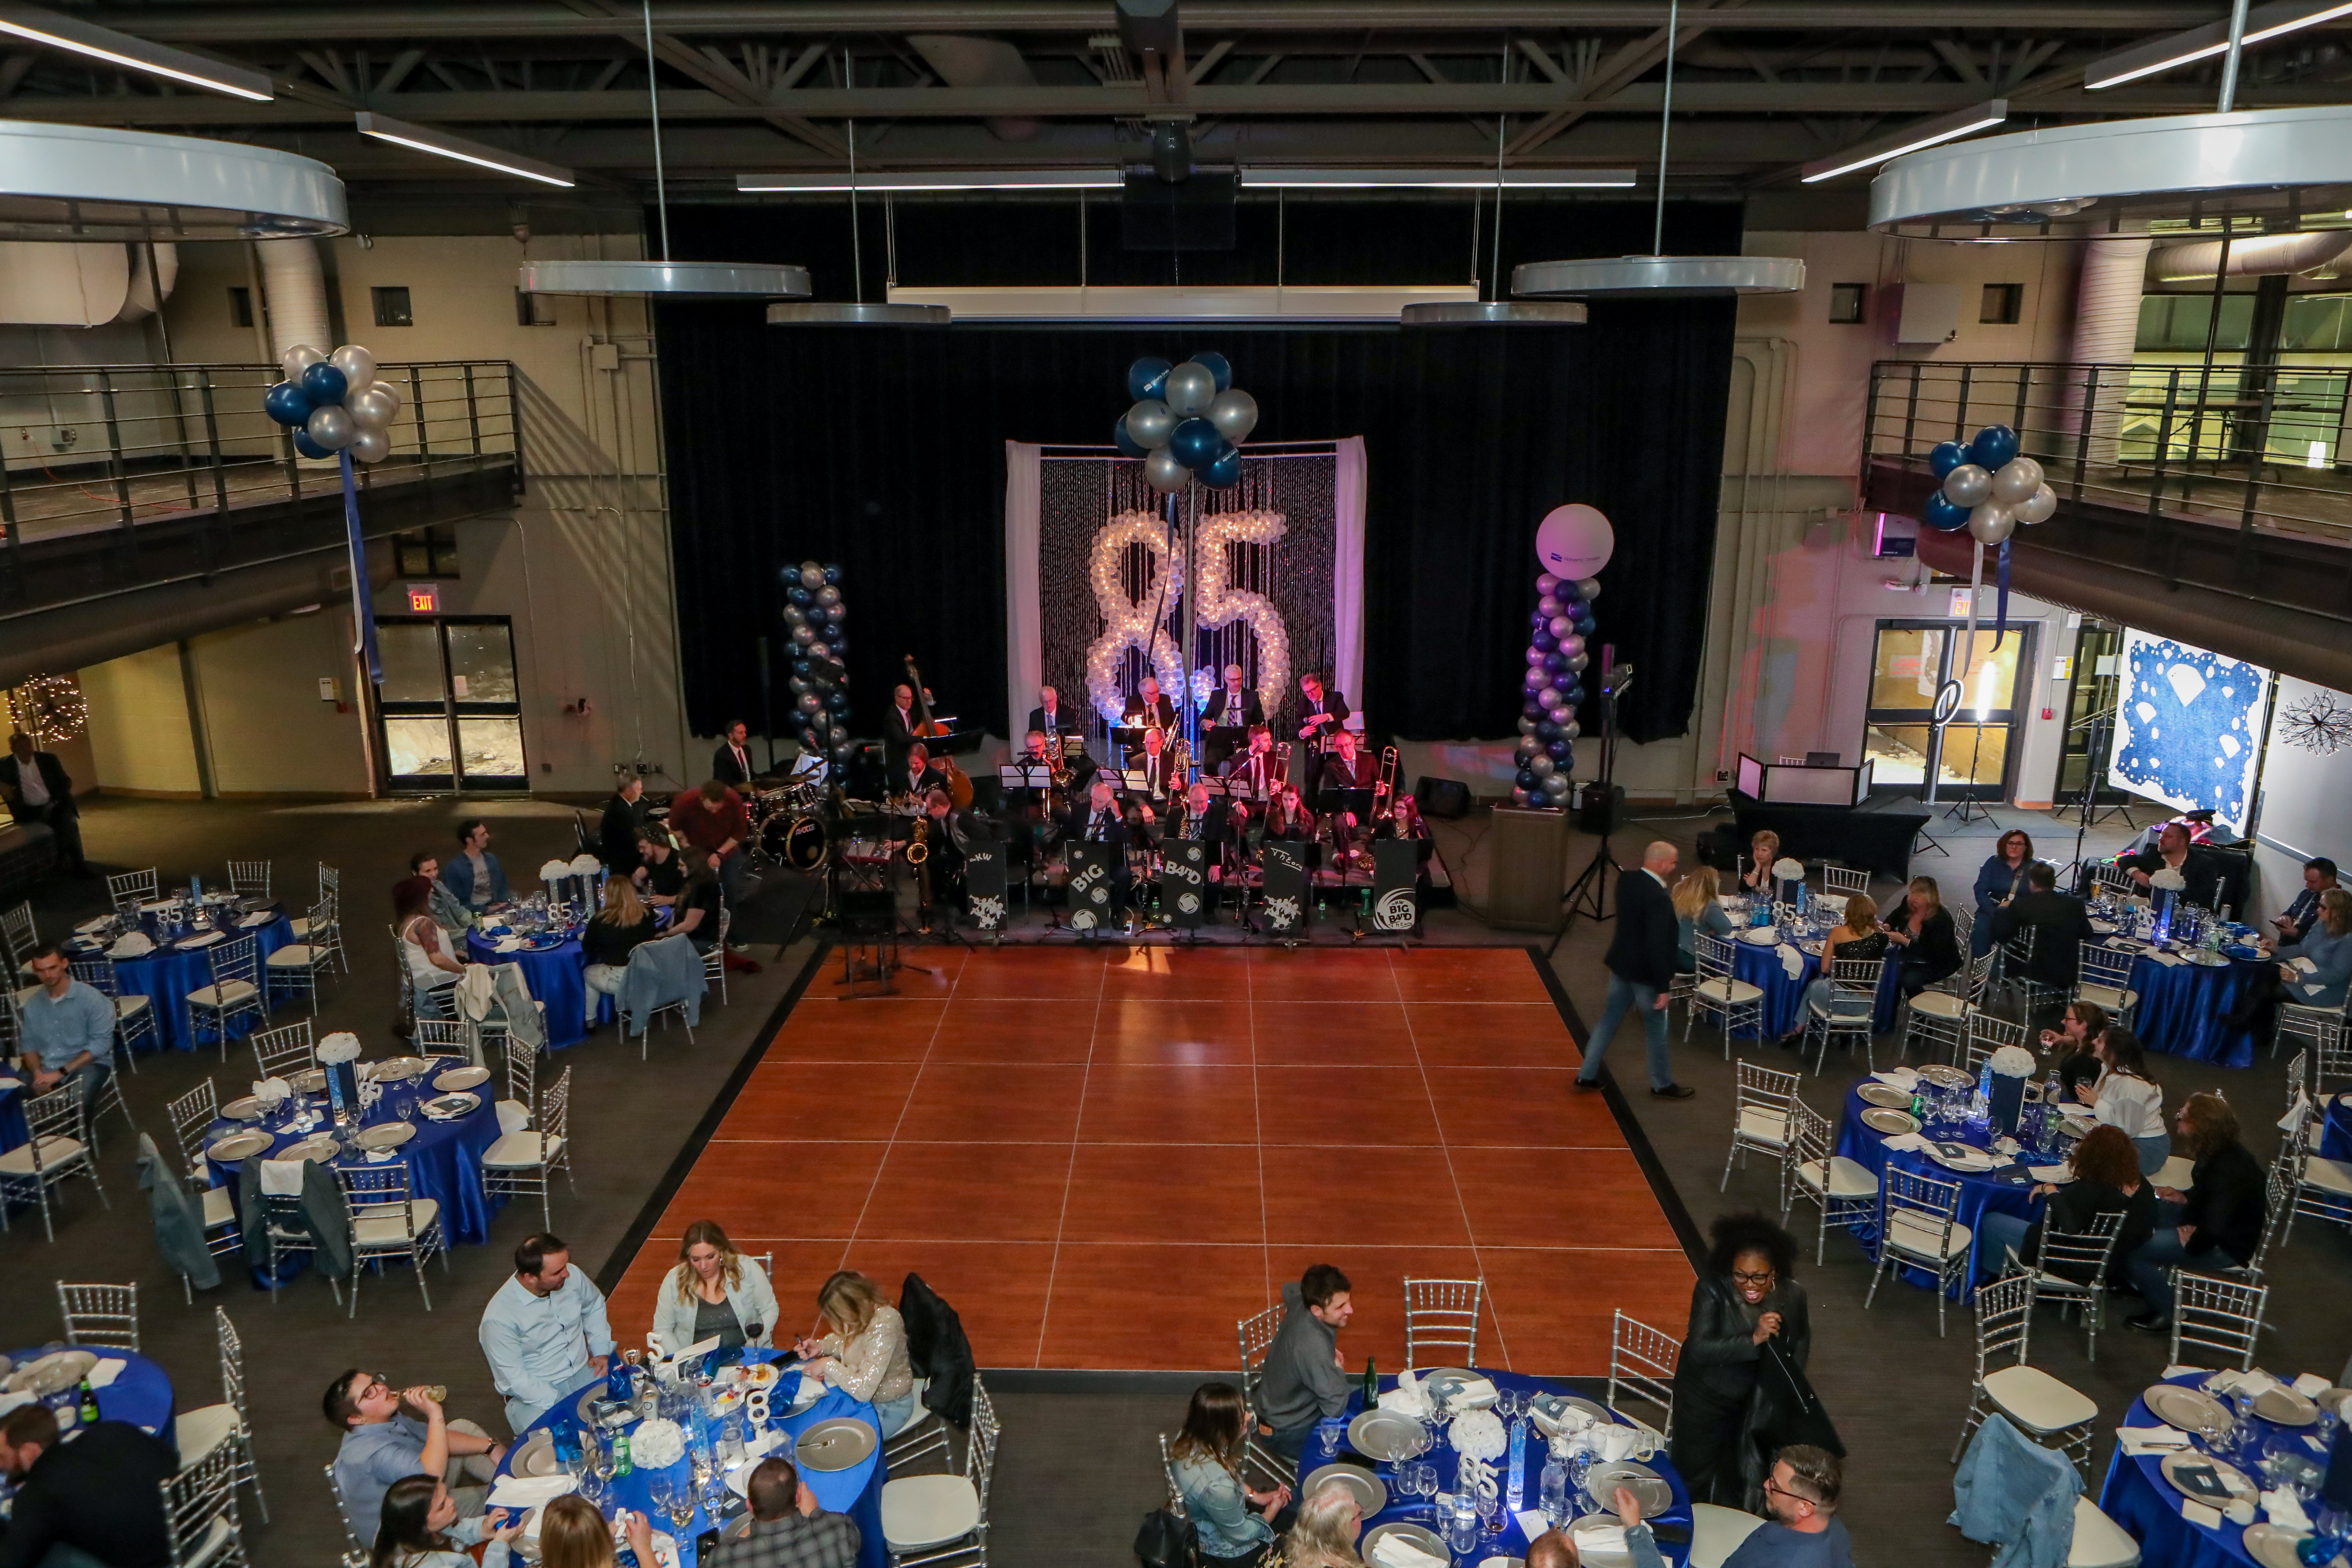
2107, 629, 2271, 833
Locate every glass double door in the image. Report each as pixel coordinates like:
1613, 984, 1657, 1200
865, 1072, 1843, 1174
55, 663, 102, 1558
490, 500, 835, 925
375, 617, 527, 792
1863, 620, 2035, 801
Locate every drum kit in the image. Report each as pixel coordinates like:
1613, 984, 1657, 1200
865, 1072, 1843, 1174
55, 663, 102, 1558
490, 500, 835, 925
746, 763, 832, 872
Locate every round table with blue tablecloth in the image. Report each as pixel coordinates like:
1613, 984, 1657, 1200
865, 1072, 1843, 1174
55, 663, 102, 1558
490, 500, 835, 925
464, 929, 598, 1050
2097, 1371, 2340, 1568
2322, 1096, 2352, 1162
0, 1072, 26, 1155
1834, 1081, 2053, 1296
496, 1351, 888, 1568
1726, 932, 1903, 1042
64, 907, 295, 1055
1293, 1371, 1691, 1566
200, 1054, 506, 1250
2103, 934, 2270, 1069
1, 1346, 175, 1444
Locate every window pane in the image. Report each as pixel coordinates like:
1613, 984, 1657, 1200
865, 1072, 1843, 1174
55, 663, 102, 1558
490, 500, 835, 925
456, 718, 526, 777
1869, 628, 1945, 710
1938, 723, 2010, 790
444, 624, 518, 704
1954, 630, 2024, 717
1864, 723, 1931, 785
378, 623, 445, 705
383, 717, 452, 778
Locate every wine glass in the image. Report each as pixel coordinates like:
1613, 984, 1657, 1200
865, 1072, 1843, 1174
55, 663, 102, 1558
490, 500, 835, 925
664, 1478, 697, 1541
578, 1465, 610, 1515
647, 1475, 675, 1527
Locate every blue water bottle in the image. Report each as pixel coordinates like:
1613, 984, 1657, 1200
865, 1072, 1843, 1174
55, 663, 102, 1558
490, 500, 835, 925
1507, 1416, 1527, 1513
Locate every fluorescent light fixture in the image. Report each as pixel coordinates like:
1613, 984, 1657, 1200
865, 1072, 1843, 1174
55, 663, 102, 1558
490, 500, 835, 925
1513, 255, 1806, 297
768, 302, 952, 324
2087, 0, 2352, 89
520, 260, 811, 298
0, 3, 271, 99
1243, 167, 1638, 189
1401, 301, 1588, 325
356, 112, 573, 188
1802, 100, 2008, 183
738, 168, 1119, 192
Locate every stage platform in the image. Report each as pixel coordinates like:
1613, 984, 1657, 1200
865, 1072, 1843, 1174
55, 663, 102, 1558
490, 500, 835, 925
607, 944, 1695, 1374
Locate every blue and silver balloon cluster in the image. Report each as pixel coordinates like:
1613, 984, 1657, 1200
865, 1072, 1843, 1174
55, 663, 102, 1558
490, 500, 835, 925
782, 560, 851, 770
1115, 351, 1259, 493
1921, 424, 2055, 544
1513, 571, 1597, 809
262, 343, 402, 462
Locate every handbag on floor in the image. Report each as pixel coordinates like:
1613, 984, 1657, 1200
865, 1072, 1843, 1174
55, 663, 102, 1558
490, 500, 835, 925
1134, 1506, 1198, 1568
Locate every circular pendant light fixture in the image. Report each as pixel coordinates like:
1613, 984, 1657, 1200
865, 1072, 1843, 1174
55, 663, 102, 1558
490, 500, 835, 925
765, 301, 948, 325
0, 120, 344, 240
1400, 301, 1589, 325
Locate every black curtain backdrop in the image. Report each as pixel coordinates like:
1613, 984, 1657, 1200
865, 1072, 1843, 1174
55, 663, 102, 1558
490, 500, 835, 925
654, 198, 1740, 745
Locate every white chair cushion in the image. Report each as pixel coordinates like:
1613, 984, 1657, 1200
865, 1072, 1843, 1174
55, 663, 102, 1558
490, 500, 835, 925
1795, 1156, 1879, 1201
495, 1100, 531, 1136
353, 1198, 440, 1247
1983, 1364, 2099, 1433
0, 1134, 85, 1174
201, 1186, 237, 1230
115, 995, 151, 1019
286, 917, 310, 937
880, 1474, 981, 1550
2075, 984, 2135, 1011
2301, 1155, 2352, 1196
2155, 1155, 2197, 1190
1689, 1503, 1766, 1568
2067, 1497, 2142, 1568
1885, 1208, 1972, 1260
1909, 992, 1969, 1019
180, 1510, 237, 1568
188, 980, 258, 1008
175, 1403, 240, 1465
1698, 977, 1764, 1005
483, 1130, 560, 1168
1736, 1107, 1790, 1147
265, 946, 317, 967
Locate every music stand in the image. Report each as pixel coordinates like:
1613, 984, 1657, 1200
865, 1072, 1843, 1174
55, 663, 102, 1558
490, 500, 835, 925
999, 763, 1053, 790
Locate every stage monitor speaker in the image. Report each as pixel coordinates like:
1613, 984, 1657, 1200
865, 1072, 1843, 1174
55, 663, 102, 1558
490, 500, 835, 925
1370, 840, 1420, 933
1122, 171, 1237, 251
1487, 806, 1568, 931
838, 887, 895, 935
963, 840, 1007, 931
1164, 841, 1208, 928
1261, 841, 1309, 935
1065, 843, 1123, 932
1577, 782, 1625, 835
1416, 776, 1472, 820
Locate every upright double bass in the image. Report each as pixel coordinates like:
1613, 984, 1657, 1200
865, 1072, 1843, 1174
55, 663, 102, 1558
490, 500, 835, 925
902, 653, 973, 809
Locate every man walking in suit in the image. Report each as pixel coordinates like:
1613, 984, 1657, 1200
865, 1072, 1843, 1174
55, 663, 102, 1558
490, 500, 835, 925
711, 721, 756, 787
1574, 841, 1695, 1099
0, 732, 87, 877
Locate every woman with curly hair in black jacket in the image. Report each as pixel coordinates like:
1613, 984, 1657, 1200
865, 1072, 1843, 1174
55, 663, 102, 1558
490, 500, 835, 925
1669, 1212, 1813, 1508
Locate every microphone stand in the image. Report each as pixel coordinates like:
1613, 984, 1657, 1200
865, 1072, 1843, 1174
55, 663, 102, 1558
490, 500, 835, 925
2063, 702, 2137, 890
1544, 663, 1629, 960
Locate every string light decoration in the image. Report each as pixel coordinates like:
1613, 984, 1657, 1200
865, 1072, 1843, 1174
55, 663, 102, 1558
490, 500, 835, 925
1085, 509, 1190, 721
1186, 508, 1291, 712
7, 675, 87, 744
2281, 687, 2352, 756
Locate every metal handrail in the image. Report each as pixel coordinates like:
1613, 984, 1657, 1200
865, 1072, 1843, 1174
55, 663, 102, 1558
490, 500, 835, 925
1862, 358, 2352, 546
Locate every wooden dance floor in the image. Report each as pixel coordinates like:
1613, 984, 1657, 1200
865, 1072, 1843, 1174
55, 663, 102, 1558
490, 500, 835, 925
608, 945, 1695, 1374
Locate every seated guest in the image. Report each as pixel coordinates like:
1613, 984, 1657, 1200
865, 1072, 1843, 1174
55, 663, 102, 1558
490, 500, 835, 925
1724, 1447, 1854, 1568
0, 1404, 176, 1568
651, 1220, 778, 1355
16, 944, 114, 1106
1787, 895, 1888, 1041
2236, 888, 2352, 1039
1672, 866, 1734, 973
1280, 1482, 1363, 1568
537, 1494, 652, 1568
1971, 829, 2036, 956
792, 1271, 919, 1437
637, 832, 684, 908
1739, 829, 1782, 894
395, 878, 464, 1019
1169, 1382, 1295, 1567
581, 879, 658, 1024
705, 1457, 860, 1568
2274, 857, 2340, 944
1124, 725, 1182, 803
327, 1372, 505, 1529
1025, 684, 1072, 743
479, 1233, 615, 1435
370, 1476, 519, 1568
598, 775, 647, 875
2127, 1092, 2268, 1333
2038, 1000, 2109, 1102
1254, 1264, 1354, 1462
672, 860, 724, 954
399, 851, 474, 934
2079, 1027, 2169, 1175
2124, 822, 2221, 909
1986, 863, 2095, 1004
1881, 875, 1961, 998
1125, 674, 1178, 734
1975, 1124, 2155, 1284
441, 819, 512, 912
0, 731, 87, 878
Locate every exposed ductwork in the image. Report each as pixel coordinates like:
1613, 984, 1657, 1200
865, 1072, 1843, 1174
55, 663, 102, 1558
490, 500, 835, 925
2150, 230, 2352, 281
0, 242, 175, 327
256, 237, 331, 364
904, 34, 1041, 142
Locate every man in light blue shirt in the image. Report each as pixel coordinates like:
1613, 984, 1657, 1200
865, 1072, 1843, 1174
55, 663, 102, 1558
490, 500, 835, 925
478, 1233, 614, 1435
18, 945, 115, 1109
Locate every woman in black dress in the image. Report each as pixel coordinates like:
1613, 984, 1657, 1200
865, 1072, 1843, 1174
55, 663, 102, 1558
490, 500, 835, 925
1670, 1213, 1813, 1508
1882, 874, 1962, 998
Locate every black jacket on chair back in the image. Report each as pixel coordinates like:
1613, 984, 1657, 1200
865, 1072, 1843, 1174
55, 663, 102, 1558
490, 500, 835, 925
898, 1273, 974, 1427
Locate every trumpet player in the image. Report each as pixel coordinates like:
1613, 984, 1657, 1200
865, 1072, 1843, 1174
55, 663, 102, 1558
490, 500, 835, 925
1125, 724, 1183, 802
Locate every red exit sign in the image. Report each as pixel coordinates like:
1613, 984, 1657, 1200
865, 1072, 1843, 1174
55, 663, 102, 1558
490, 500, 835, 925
406, 583, 440, 613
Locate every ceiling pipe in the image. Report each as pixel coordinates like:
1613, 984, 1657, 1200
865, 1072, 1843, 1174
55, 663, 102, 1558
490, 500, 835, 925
904, 34, 1041, 142
2150, 229, 2352, 280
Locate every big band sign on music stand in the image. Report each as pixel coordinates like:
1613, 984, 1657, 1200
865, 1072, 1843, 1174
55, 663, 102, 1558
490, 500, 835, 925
1261, 842, 1308, 938
1066, 844, 1120, 933
1370, 840, 1419, 936
1164, 842, 1208, 930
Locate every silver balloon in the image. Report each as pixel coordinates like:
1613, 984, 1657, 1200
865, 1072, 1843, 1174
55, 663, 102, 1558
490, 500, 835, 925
1542, 771, 1572, 799
782, 604, 807, 625
1163, 361, 1216, 418
815, 585, 841, 608
329, 344, 377, 391
345, 384, 398, 431
1206, 387, 1258, 443
1967, 501, 2017, 544
1530, 755, 1556, 779
369, 380, 403, 417
305, 404, 354, 450
800, 562, 824, 590
279, 343, 326, 380
1515, 737, 1543, 763
830, 743, 852, 763
827, 723, 848, 744
1126, 399, 1175, 450
1547, 615, 1572, 639
1557, 719, 1581, 740
347, 425, 391, 464
1145, 447, 1190, 494
1990, 456, 2044, 506
796, 693, 822, 715
791, 623, 817, 645
1537, 595, 1563, 619
1941, 463, 1992, 508
1567, 653, 1589, 674
1517, 715, 1538, 736
2014, 482, 2058, 524
1575, 578, 1602, 601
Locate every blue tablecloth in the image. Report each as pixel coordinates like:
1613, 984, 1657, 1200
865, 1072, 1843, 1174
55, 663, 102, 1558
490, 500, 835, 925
2120, 939, 2269, 1069
1728, 936, 1902, 1041
2324, 1097, 2352, 1162
499, 1351, 888, 1568
2, 1346, 175, 1443
0, 1075, 26, 1154
464, 931, 596, 1051
2096, 1373, 2320, 1568
66, 911, 296, 1054
1834, 1083, 2048, 1297
200, 1054, 505, 1250
1295, 1371, 1690, 1566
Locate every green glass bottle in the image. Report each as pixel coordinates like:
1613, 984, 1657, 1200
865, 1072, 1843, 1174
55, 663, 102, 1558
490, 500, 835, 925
612, 1428, 633, 1477
76, 1377, 99, 1427
1363, 1357, 1378, 1412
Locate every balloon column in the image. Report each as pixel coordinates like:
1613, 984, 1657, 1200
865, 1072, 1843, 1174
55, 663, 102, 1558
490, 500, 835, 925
1921, 424, 2055, 649
1514, 504, 1615, 810
782, 561, 852, 774
262, 342, 404, 683
1116, 351, 1259, 492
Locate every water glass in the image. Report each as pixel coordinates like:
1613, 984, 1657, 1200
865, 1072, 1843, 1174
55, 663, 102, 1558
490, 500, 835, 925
1318, 1417, 1345, 1459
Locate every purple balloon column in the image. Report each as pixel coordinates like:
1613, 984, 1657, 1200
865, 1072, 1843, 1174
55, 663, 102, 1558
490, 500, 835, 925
1512, 571, 1595, 809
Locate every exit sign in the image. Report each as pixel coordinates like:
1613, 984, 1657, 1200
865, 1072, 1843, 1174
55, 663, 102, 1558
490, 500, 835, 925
406, 583, 440, 613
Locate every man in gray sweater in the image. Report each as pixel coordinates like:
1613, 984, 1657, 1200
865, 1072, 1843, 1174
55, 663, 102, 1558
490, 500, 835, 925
1255, 1264, 1356, 1460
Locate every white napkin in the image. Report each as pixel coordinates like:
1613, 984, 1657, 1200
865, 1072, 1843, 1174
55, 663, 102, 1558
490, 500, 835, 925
259, 1158, 306, 1195
1457, 1376, 1498, 1405
487, 1474, 579, 1509
1883, 1132, 1929, 1153
2293, 956, 2319, 973
0, 1075, 21, 1092
794, 1373, 827, 1407
2281, 1094, 2313, 1134
2119, 1425, 2191, 1454
1369, 1536, 1449, 1568
1576, 1526, 1631, 1557
2163, 1365, 2207, 1380
87, 1357, 126, 1389
2181, 1499, 2224, 1529
1778, 944, 1804, 981
2294, 1373, 2333, 1399
493, 936, 524, 954
252, 1077, 290, 1108
2028, 1165, 2076, 1184
1517, 1511, 1553, 1542
2144, 949, 2184, 968
2265, 1490, 2315, 1531
238, 911, 273, 928
1379, 1385, 1435, 1417
365, 1149, 396, 1164
1873, 1068, 1921, 1090
2212, 1369, 2283, 1398
108, 933, 154, 958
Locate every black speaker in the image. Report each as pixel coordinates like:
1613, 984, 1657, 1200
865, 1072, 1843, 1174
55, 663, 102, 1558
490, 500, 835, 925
1415, 776, 1472, 820
1577, 781, 1625, 834
1122, 171, 1237, 250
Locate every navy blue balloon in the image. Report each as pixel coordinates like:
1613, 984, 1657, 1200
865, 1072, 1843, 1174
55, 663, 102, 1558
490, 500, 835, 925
292, 430, 332, 460
787, 585, 812, 606
1127, 356, 1173, 402
1191, 350, 1233, 393
1533, 631, 1558, 654
1516, 769, 1541, 792
1552, 667, 1581, 691
1113, 417, 1150, 459
299, 361, 348, 406
1922, 492, 1973, 532
1969, 424, 2020, 470
1542, 651, 1567, 674
1547, 739, 1574, 762
1535, 719, 1561, 741
826, 693, 849, 712
1575, 614, 1597, 636
1929, 440, 1970, 479
1168, 417, 1223, 469
263, 380, 312, 427
1523, 700, 1547, 723
821, 563, 842, 584
791, 658, 813, 678
1202, 446, 1244, 489
1531, 610, 1552, 629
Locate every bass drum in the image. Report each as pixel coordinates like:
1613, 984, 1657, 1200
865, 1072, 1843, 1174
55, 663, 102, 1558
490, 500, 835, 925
759, 814, 828, 871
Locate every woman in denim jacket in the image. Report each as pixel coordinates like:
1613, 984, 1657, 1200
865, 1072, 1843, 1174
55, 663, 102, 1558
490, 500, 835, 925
1170, 1382, 1294, 1566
